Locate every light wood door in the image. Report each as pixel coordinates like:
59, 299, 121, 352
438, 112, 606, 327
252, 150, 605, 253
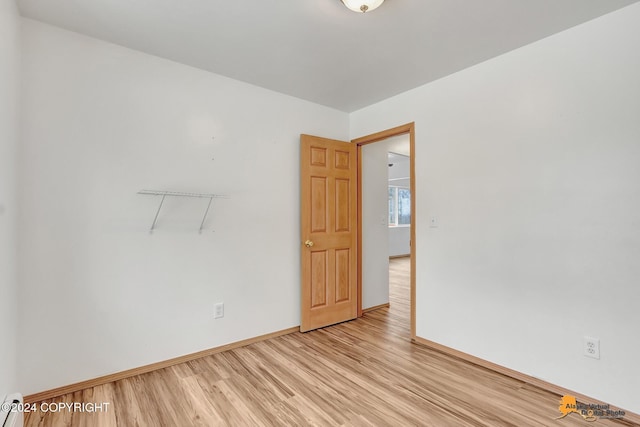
300, 134, 357, 332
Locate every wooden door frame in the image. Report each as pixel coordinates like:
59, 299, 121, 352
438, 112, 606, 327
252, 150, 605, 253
353, 122, 416, 339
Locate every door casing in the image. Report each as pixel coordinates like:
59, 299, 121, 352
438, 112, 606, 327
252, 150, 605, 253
353, 123, 416, 339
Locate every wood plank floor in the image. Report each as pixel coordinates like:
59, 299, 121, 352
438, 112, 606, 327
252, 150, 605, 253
26, 257, 637, 426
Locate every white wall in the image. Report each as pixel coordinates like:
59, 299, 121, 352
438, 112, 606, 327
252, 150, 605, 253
361, 142, 389, 309
18, 19, 349, 394
0, 0, 20, 399
351, 3, 640, 415
389, 227, 410, 257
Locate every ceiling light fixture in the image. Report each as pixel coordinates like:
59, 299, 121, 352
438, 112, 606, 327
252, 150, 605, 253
341, 0, 385, 13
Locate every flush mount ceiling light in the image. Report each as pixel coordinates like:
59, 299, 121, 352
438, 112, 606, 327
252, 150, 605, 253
341, 0, 385, 13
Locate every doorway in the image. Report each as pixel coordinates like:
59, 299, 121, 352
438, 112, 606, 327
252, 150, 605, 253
354, 123, 415, 339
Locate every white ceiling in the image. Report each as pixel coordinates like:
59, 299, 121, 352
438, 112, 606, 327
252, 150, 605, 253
17, 0, 638, 112
386, 135, 411, 157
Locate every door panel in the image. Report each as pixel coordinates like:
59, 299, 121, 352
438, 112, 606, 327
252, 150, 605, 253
310, 177, 327, 232
310, 251, 328, 308
301, 134, 357, 332
335, 248, 350, 303
335, 179, 351, 232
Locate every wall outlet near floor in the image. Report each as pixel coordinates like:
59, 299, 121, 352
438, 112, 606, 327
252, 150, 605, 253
214, 302, 224, 319
584, 336, 600, 359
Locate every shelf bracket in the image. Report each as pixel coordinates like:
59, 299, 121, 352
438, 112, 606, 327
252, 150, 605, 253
150, 194, 167, 232
199, 197, 214, 234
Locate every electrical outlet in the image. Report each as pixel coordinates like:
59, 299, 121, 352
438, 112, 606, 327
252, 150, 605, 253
214, 302, 224, 319
430, 216, 438, 228
584, 336, 600, 359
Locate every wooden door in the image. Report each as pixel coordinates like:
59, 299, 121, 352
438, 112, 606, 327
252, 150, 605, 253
300, 134, 357, 332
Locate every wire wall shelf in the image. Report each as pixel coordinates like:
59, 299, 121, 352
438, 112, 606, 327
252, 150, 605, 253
138, 190, 229, 233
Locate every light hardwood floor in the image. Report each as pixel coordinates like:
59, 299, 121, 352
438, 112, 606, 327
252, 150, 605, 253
26, 257, 637, 426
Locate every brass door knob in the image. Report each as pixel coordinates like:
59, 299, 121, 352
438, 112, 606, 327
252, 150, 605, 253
304, 240, 314, 248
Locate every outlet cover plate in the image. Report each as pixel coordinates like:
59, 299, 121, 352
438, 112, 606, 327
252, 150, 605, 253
214, 302, 224, 319
584, 336, 600, 359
